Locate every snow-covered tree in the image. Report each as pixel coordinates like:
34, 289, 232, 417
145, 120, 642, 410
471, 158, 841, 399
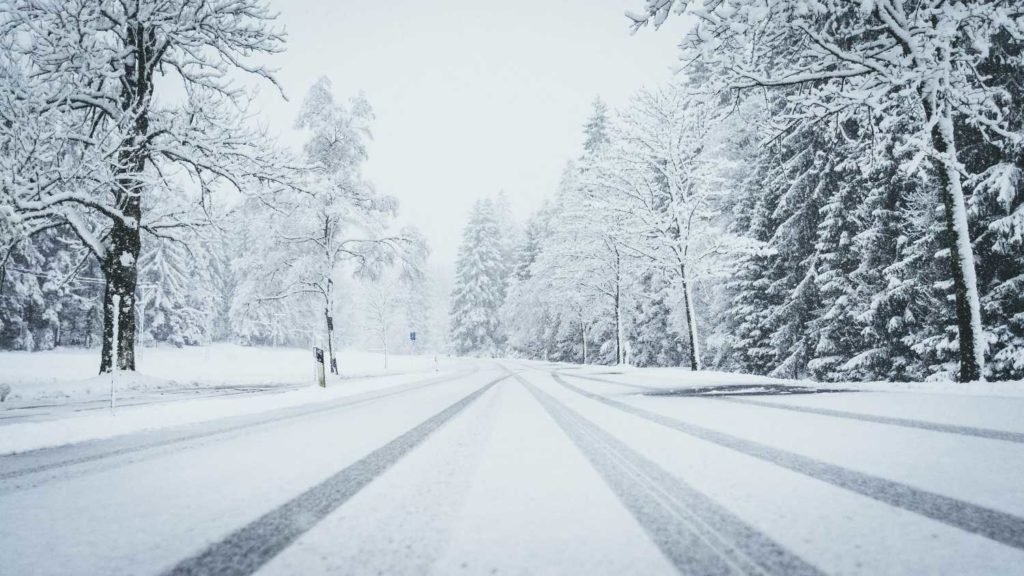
0, 0, 291, 372
514, 163, 634, 365
586, 87, 754, 369
361, 275, 401, 370
630, 0, 1024, 380
449, 199, 507, 356
584, 97, 611, 155
232, 78, 419, 373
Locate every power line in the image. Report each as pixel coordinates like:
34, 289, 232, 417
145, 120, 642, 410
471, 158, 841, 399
5, 266, 156, 288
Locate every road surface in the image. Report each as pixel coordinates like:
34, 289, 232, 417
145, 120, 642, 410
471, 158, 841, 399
1, 361, 1023, 575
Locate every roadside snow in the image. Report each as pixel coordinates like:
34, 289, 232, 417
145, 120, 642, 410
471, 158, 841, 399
0, 368, 463, 456
0, 343, 445, 404
563, 364, 1024, 397
0, 343, 459, 455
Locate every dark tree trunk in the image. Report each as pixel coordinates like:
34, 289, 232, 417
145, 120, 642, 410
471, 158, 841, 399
99, 21, 155, 373
100, 235, 139, 372
680, 265, 701, 372
580, 317, 588, 364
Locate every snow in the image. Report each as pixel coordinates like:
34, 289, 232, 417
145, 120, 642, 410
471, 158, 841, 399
0, 371, 488, 576
537, 367, 1024, 574
259, 374, 676, 575
0, 343, 444, 404
0, 344, 456, 454
1, 360, 1023, 574
562, 363, 1024, 397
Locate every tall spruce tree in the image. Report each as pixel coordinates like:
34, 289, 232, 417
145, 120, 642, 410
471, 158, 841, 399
449, 199, 507, 356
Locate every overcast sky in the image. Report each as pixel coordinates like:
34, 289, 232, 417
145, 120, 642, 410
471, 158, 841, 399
252, 0, 685, 268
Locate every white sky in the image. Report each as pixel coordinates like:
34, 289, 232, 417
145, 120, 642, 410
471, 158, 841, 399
252, 0, 686, 268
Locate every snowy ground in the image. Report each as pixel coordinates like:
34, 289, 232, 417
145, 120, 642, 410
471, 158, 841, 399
0, 344, 454, 452
0, 343, 444, 402
1, 355, 1023, 575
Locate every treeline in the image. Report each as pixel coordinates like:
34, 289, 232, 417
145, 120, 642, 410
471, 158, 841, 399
452, 1, 1023, 382
0, 2, 432, 371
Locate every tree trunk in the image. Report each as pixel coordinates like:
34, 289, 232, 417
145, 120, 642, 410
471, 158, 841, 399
100, 220, 140, 372
614, 284, 623, 365
580, 318, 588, 365
680, 264, 702, 371
924, 97, 985, 382
613, 247, 624, 365
99, 21, 153, 373
323, 218, 339, 375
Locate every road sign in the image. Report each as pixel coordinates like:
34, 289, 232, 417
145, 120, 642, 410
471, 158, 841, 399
410, 331, 417, 342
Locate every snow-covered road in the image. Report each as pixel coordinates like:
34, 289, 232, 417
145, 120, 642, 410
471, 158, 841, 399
1, 361, 1023, 575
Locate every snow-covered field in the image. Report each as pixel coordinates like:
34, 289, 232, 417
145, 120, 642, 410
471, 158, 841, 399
0, 343, 445, 403
0, 344, 457, 454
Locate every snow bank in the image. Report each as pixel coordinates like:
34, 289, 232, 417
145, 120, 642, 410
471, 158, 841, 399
559, 364, 1024, 397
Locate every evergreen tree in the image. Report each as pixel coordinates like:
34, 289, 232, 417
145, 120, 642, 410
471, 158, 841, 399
807, 150, 866, 381
628, 270, 685, 367
583, 97, 610, 155
449, 199, 507, 356
139, 237, 216, 347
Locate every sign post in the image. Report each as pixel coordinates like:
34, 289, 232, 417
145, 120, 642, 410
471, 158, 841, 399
314, 347, 326, 388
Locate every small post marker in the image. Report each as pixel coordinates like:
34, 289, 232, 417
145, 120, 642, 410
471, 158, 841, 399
110, 293, 120, 413
314, 347, 326, 388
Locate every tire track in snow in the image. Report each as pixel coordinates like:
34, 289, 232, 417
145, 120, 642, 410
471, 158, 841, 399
566, 372, 1024, 444
0, 366, 479, 488
555, 373, 1024, 552
163, 373, 507, 576
718, 396, 1024, 444
511, 370, 823, 576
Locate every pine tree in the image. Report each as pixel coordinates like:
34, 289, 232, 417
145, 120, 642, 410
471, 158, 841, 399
807, 138, 868, 381
583, 97, 610, 155
450, 199, 507, 356
139, 238, 215, 347
628, 270, 685, 367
